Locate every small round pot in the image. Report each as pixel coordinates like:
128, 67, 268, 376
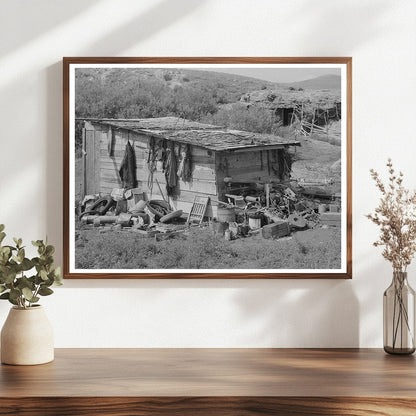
1, 305, 54, 365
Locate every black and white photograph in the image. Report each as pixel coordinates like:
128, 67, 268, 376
64, 58, 351, 278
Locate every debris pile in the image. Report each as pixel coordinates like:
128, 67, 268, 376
211, 179, 341, 241
78, 188, 186, 240
77, 178, 341, 242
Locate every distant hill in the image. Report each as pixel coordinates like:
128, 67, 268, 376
75, 68, 281, 120
75, 68, 341, 128
284, 74, 341, 90
175, 69, 277, 101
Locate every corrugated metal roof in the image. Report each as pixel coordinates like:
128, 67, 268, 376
87, 117, 300, 152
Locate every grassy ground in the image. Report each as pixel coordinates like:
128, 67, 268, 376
75, 225, 341, 270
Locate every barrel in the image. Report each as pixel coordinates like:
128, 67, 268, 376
216, 207, 236, 223
249, 217, 262, 230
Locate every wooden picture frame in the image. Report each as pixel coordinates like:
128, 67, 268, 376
63, 57, 352, 279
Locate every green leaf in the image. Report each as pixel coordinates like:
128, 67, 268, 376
9, 288, 21, 301
8, 263, 20, 275
0, 246, 10, 255
1, 269, 16, 285
0, 292, 14, 304
38, 287, 53, 296
45, 245, 55, 256
0, 232, 6, 244
52, 267, 63, 285
13, 237, 21, 248
39, 269, 48, 281
4, 245, 17, 251
20, 258, 33, 271
22, 287, 34, 301
17, 276, 35, 290
34, 275, 43, 285
42, 256, 54, 266
8, 297, 18, 306
0, 224, 5, 232
17, 248, 25, 263
0, 285, 6, 293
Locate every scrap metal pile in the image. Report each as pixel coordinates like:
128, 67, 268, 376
213, 179, 341, 241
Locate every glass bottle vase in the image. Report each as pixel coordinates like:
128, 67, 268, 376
383, 271, 415, 355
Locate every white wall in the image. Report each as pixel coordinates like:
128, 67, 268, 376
0, 0, 415, 348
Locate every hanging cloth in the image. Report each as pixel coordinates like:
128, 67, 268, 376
164, 141, 177, 196
177, 144, 192, 182
182, 144, 192, 182
107, 126, 116, 157
119, 141, 137, 189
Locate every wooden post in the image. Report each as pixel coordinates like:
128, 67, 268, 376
309, 108, 316, 137
264, 183, 270, 208
81, 127, 86, 200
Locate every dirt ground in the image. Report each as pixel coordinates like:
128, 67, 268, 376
291, 135, 341, 186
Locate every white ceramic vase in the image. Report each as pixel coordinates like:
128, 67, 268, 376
1, 305, 54, 365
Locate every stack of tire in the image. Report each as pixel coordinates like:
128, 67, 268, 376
131, 200, 182, 224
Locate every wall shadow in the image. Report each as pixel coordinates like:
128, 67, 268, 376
291, 0, 393, 52
232, 279, 359, 347
81, 0, 206, 55
1, 0, 101, 56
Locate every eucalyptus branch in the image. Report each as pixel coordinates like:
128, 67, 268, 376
0, 225, 62, 309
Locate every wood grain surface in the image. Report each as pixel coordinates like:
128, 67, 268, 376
1, 348, 415, 415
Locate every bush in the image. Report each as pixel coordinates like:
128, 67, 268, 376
204, 105, 281, 135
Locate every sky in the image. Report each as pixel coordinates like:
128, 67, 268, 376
203, 67, 341, 83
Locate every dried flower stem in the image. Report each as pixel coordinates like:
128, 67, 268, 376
366, 159, 416, 271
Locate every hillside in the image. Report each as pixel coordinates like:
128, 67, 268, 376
75, 68, 278, 119
75, 68, 341, 120
284, 74, 341, 90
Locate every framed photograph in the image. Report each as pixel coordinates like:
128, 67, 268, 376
63, 57, 352, 279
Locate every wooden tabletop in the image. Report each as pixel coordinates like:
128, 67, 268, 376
1, 348, 416, 415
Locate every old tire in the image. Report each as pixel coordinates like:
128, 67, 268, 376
146, 202, 166, 218
160, 210, 183, 223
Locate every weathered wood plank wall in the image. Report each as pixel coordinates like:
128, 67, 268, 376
84, 122, 283, 216
94, 124, 219, 216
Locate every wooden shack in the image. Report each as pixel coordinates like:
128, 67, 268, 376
78, 117, 300, 216
241, 88, 341, 127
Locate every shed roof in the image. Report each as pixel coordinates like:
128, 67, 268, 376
84, 117, 300, 152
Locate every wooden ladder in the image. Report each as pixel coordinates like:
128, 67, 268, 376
187, 196, 210, 225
